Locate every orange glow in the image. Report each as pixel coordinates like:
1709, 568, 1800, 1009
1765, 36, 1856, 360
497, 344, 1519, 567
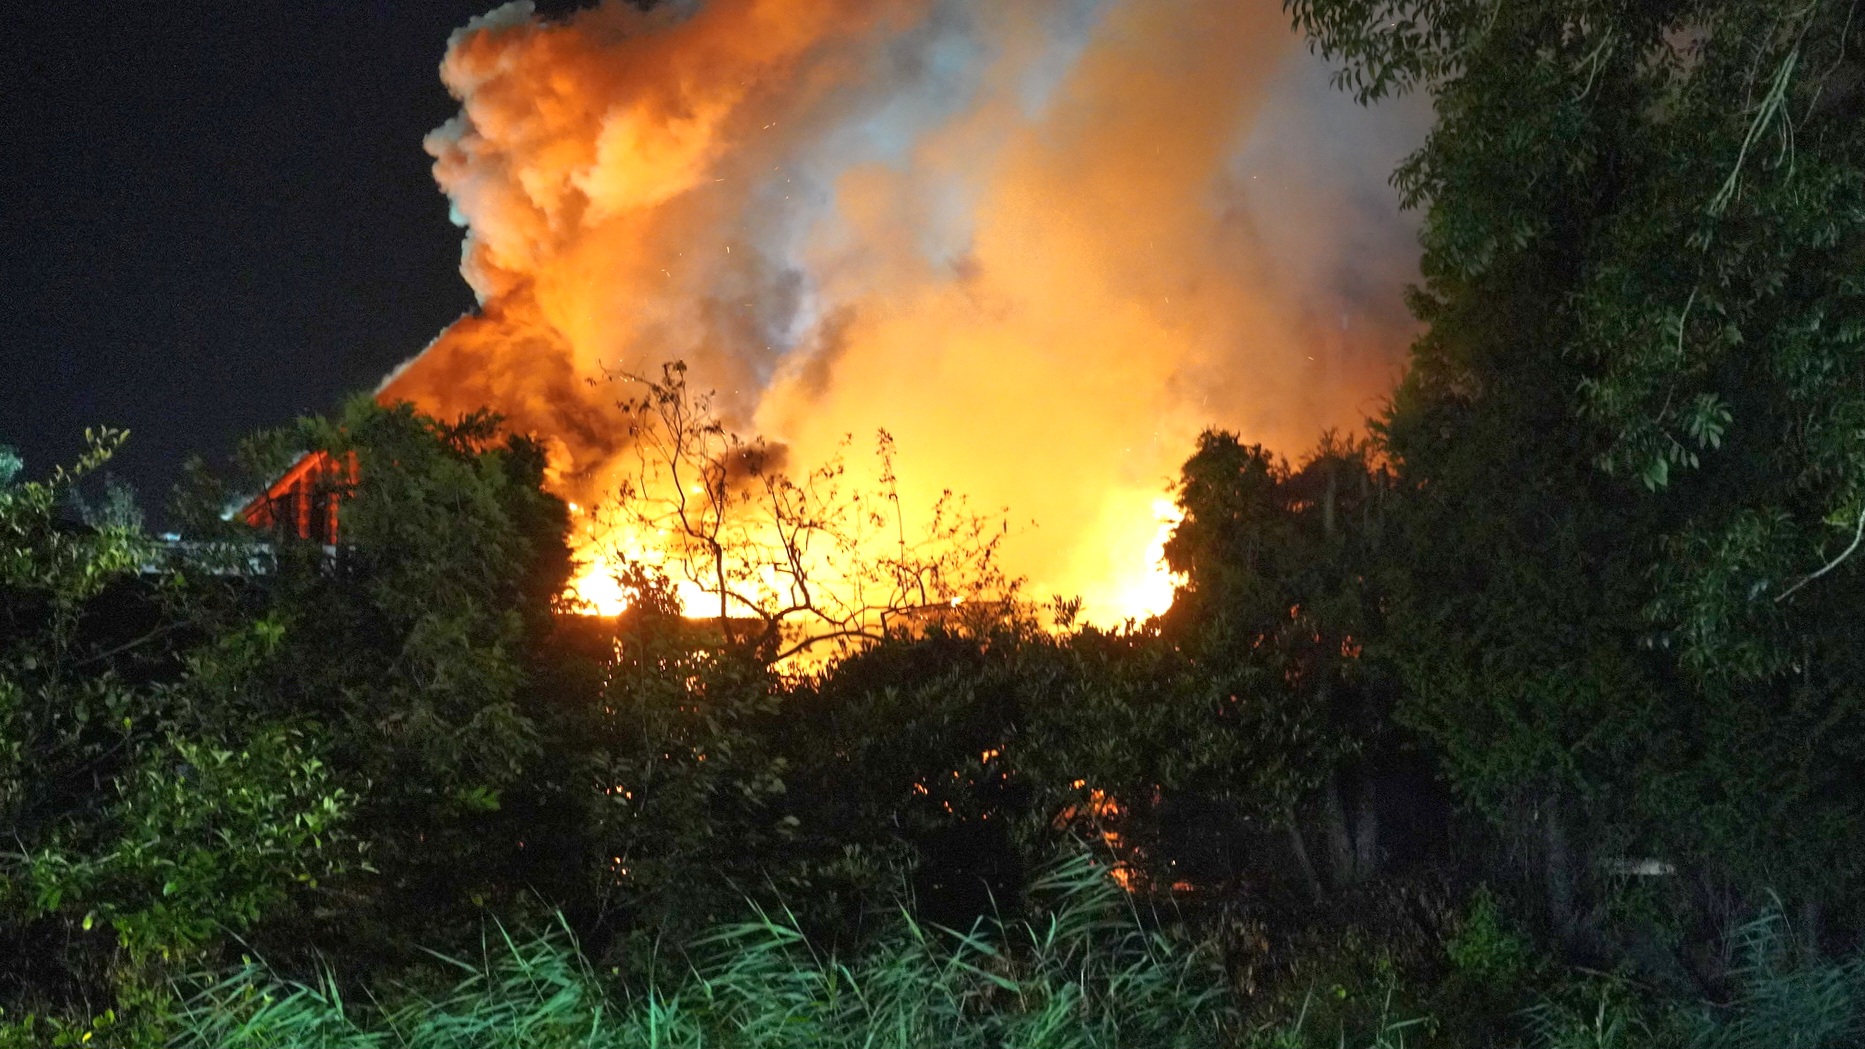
560, 517, 717, 619
566, 555, 630, 617
1054, 785, 1140, 891
382, 0, 1414, 628
1099, 498, 1186, 623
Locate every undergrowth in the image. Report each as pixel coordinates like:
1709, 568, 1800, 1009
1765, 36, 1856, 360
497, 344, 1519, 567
170, 852, 1230, 1049
158, 866, 1865, 1049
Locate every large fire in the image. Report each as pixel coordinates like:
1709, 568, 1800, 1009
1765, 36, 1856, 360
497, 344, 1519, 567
561, 509, 710, 618
561, 492, 1182, 622
380, 0, 1417, 627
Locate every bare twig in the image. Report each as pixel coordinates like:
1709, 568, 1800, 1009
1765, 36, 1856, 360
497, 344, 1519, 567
1775, 502, 1865, 602
604, 363, 1010, 664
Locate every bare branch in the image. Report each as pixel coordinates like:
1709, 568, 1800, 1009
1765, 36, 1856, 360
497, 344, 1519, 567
597, 363, 1016, 664
1775, 502, 1865, 603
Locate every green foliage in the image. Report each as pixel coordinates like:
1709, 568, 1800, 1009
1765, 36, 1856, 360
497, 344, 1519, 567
1423, 884, 1553, 1043
1241, 994, 1423, 1049
1694, 905, 1865, 1049
157, 890, 1865, 1049
577, 567, 821, 940
1445, 886, 1532, 986
1011, 621, 1333, 884
1, 430, 353, 1042
283, 398, 566, 792
1290, 0, 1865, 676
578, 571, 1032, 945
1293, 0, 1865, 936
18, 728, 349, 959
1233, 923, 1429, 1049
1375, 225, 1669, 867
1521, 904, 1865, 1049
0, 446, 21, 488
171, 852, 1230, 1049
1524, 980, 1666, 1049
1154, 430, 1405, 892
0, 1005, 142, 1049
1165, 430, 1388, 644
168, 397, 582, 964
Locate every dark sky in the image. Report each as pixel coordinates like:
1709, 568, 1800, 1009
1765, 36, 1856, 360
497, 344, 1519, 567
1, 2, 554, 518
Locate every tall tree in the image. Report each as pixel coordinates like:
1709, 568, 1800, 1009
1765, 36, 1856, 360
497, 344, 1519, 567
1161, 431, 1401, 892
1291, 0, 1865, 942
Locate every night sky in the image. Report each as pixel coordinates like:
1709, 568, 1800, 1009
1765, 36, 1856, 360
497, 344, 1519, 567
1, 2, 564, 516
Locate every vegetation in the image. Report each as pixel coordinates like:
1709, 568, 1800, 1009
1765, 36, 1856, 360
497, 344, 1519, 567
171, 853, 1228, 1049
1, 429, 354, 1044
1292, 0, 1865, 953
602, 361, 1013, 662
6, 0, 1865, 1044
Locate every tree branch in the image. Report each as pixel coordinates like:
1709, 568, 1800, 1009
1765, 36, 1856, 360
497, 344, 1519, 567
1776, 502, 1865, 602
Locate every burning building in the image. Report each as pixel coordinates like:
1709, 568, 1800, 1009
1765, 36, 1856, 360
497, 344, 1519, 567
238, 451, 357, 546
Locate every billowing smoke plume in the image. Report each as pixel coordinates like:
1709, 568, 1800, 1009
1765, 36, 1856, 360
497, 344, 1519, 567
383, 0, 1421, 622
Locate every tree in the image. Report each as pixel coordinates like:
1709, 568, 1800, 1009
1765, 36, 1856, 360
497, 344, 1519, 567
1376, 251, 1678, 944
1, 431, 352, 1042
1289, 0, 1865, 668
175, 397, 581, 967
543, 366, 1030, 946
572, 567, 1027, 951
600, 362, 1014, 663
1157, 431, 1403, 893
1292, 0, 1865, 947
569, 563, 806, 946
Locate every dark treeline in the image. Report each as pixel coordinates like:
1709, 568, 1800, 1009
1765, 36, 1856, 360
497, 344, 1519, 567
7, 0, 1865, 1045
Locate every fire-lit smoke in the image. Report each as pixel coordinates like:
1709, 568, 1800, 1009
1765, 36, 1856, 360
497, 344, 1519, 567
383, 0, 1421, 623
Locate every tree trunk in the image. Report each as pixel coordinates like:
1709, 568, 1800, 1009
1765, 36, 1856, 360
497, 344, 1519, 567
1287, 806, 1324, 904
1352, 771, 1379, 880
1543, 792, 1578, 946
713, 543, 731, 643
1323, 769, 1356, 888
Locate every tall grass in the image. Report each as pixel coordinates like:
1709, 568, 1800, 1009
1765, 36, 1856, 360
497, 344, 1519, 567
167, 862, 1865, 1049
1525, 902, 1865, 1049
171, 853, 1229, 1049
1694, 905, 1865, 1049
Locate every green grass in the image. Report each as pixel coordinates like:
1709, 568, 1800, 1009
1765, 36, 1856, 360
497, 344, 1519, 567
162, 865, 1865, 1049
170, 853, 1230, 1049
1523, 903, 1865, 1049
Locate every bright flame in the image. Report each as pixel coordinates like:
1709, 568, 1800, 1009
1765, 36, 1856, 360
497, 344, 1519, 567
1129, 498, 1187, 620
559, 506, 721, 618
568, 558, 629, 617
1062, 494, 1185, 623
383, 0, 1419, 627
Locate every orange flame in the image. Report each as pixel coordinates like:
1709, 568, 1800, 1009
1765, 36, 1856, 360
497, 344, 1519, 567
381, 0, 1417, 626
